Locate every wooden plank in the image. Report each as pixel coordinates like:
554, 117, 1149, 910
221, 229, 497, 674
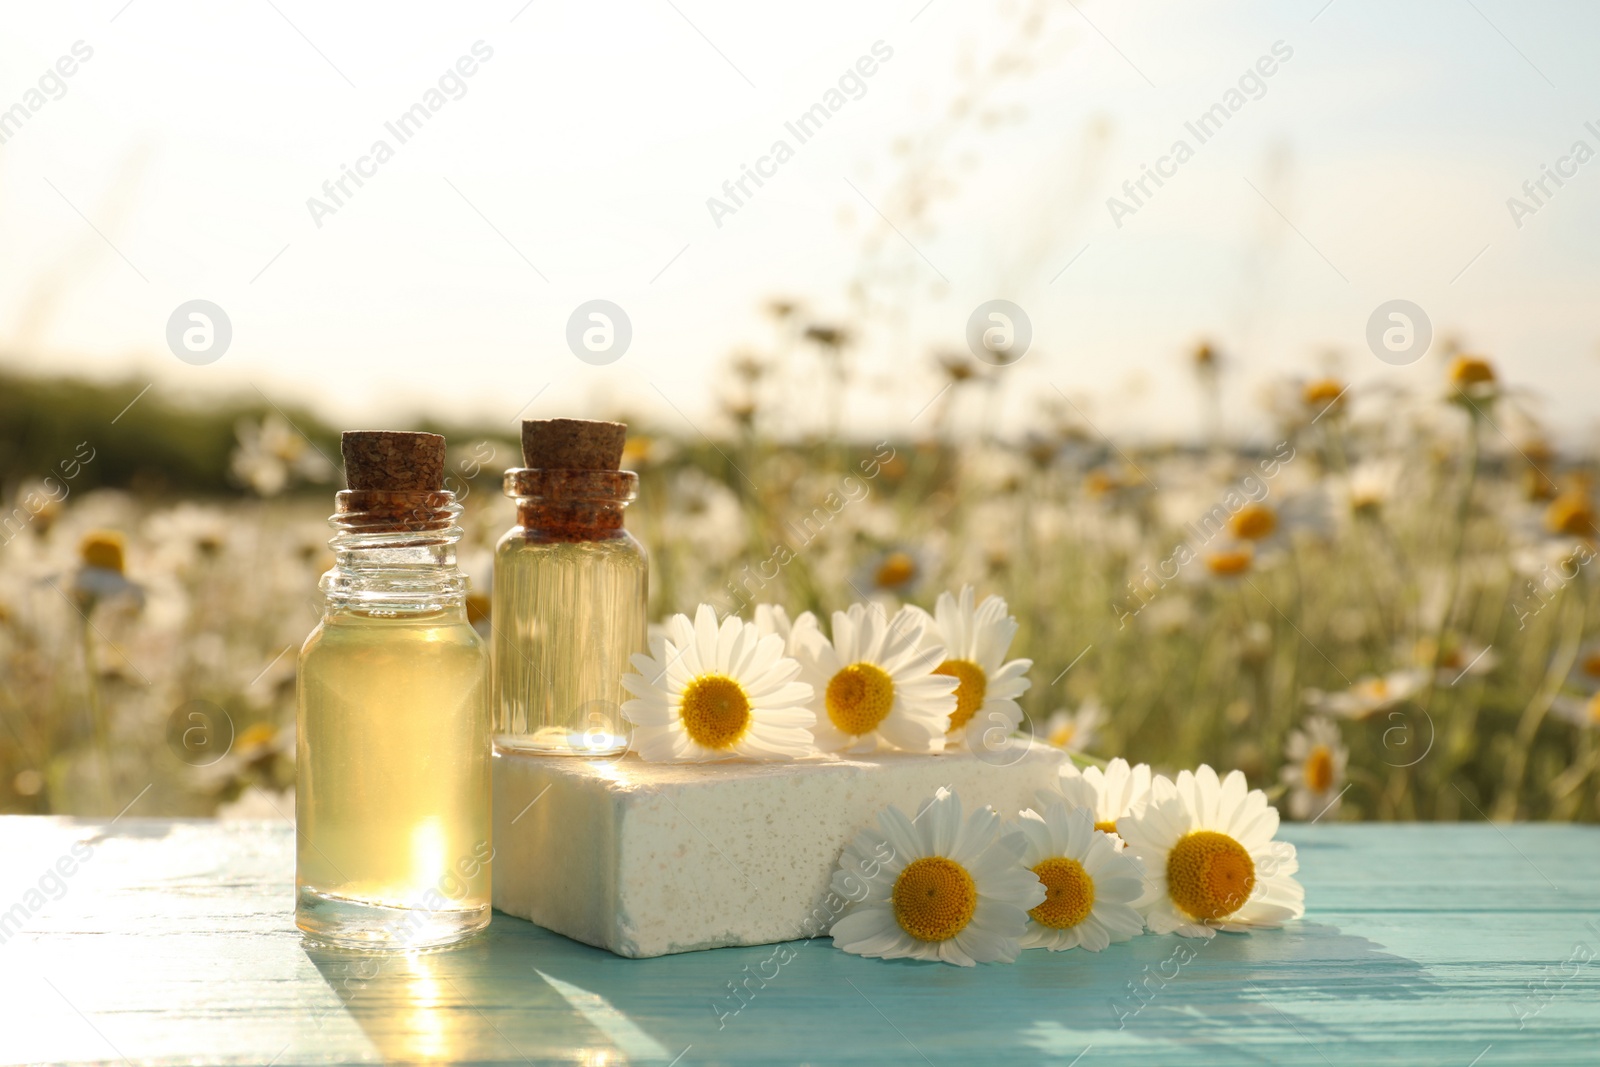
0, 818, 1596, 1066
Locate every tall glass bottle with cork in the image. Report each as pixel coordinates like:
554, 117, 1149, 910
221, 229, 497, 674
492, 419, 647, 755
296, 431, 492, 948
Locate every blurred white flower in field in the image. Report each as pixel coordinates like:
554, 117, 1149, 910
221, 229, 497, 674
1338, 458, 1402, 519
230, 414, 333, 497
1551, 692, 1600, 730
1280, 716, 1347, 820
68, 530, 144, 609
145, 503, 229, 570
853, 546, 930, 600
1043, 701, 1103, 754
661, 467, 744, 563
1411, 636, 1497, 684
1305, 670, 1426, 720
1565, 643, 1600, 693
1139, 595, 1195, 635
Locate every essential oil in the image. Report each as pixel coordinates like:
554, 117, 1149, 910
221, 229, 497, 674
295, 431, 492, 949
492, 419, 647, 755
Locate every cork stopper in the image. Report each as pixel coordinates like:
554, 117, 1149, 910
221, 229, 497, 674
341, 431, 446, 491
521, 419, 625, 471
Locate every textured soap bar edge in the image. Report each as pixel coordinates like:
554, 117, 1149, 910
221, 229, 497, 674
492, 747, 1067, 958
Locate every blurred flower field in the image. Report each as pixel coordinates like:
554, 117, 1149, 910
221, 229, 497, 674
1, 345, 1596, 823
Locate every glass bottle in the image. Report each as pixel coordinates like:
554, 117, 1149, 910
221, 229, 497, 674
296, 431, 492, 949
492, 419, 647, 755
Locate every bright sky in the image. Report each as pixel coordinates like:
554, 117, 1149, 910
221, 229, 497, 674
2, 0, 1599, 444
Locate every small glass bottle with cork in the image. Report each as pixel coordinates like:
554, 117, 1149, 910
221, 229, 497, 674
295, 431, 492, 949
492, 418, 647, 755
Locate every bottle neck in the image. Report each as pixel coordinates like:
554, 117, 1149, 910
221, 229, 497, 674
319, 490, 469, 612
504, 468, 638, 543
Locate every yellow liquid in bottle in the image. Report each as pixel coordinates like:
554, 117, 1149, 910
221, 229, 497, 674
492, 534, 647, 754
296, 608, 491, 948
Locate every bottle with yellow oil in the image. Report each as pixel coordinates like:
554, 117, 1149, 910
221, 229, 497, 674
296, 430, 491, 949
492, 419, 647, 755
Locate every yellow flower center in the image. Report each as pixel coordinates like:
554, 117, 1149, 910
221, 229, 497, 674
1302, 378, 1345, 410
1587, 694, 1600, 725
1086, 470, 1122, 496
874, 552, 917, 589
933, 659, 987, 731
1229, 503, 1278, 541
1049, 725, 1076, 748
679, 674, 752, 750
826, 662, 895, 736
1449, 355, 1496, 389
1304, 745, 1335, 793
1545, 494, 1598, 539
1167, 830, 1256, 920
79, 531, 126, 574
891, 856, 977, 942
1359, 677, 1389, 701
1029, 856, 1095, 929
1205, 548, 1253, 576
1094, 820, 1119, 834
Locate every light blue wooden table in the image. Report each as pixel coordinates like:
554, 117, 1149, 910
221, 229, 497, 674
0, 818, 1595, 1065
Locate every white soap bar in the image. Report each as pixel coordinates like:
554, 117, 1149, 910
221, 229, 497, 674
491, 744, 1066, 958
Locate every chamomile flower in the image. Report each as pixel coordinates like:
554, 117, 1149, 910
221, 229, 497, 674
752, 603, 820, 658
829, 789, 1044, 966
1305, 669, 1426, 720
621, 605, 815, 761
1118, 766, 1305, 938
1413, 636, 1497, 684
1279, 717, 1348, 820
1015, 799, 1145, 951
1043, 701, 1104, 755
70, 530, 144, 609
1566, 643, 1600, 693
1552, 692, 1600, 730
905, 586, 1033, 749
795, 603, 956, 754
1056, 757, 1154, 838
1447, 354, 1498, 405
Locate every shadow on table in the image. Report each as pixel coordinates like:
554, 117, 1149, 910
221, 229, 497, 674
1019, 921, 1441, 1063
302, 916, 1440, 1065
